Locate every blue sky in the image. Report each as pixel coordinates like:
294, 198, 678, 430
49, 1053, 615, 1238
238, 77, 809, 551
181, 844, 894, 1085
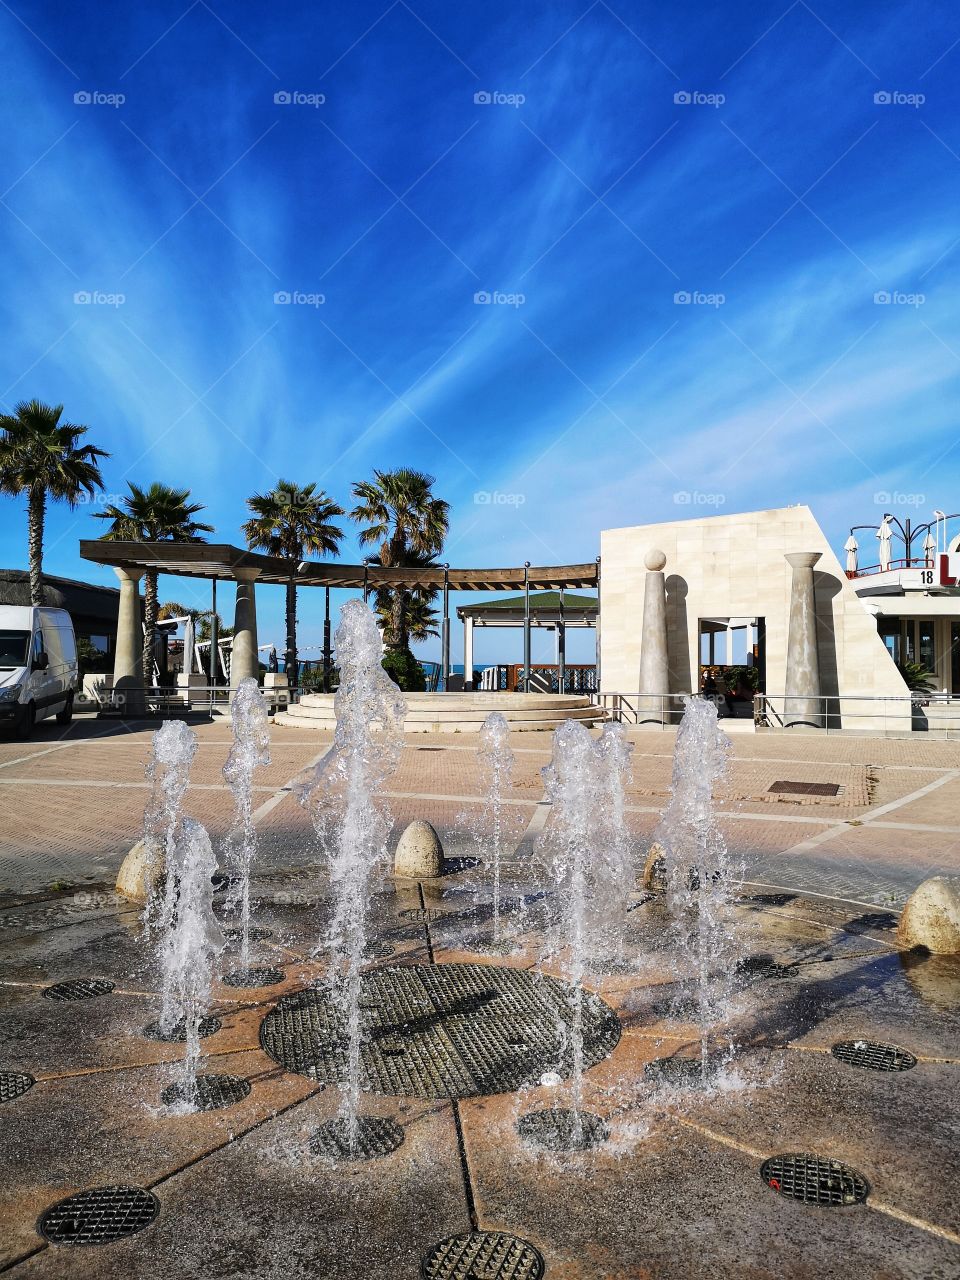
1, 0, 958, 665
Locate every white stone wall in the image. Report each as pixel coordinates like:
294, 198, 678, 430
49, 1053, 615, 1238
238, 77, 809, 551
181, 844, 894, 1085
599, 505, 910, 729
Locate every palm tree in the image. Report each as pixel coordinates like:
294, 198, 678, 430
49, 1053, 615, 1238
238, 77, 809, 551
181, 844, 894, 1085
242, 480, 345, 685
351, 469, 449, 649
0, 400, 109, 604
371, 549, 442, 646
94, 483, 213, 684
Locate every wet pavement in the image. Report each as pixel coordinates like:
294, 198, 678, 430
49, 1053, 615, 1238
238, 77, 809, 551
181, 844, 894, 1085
1, 858, 959, 1280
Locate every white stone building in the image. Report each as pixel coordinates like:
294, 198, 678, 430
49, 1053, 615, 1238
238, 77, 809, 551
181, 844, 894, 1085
598, 504, 950, 731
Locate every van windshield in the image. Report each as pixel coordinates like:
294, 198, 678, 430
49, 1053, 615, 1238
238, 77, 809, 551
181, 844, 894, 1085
0, 630, 30, 668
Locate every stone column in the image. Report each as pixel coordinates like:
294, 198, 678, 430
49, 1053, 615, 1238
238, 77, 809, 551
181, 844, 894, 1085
638, 548, 670, 723
784, 551, 822, 728
112, 567, 145, 714
463, 615, 474, 690
231, 568, 261, 690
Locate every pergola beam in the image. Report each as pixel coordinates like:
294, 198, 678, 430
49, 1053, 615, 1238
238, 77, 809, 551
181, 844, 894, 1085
79, 541, 599, 593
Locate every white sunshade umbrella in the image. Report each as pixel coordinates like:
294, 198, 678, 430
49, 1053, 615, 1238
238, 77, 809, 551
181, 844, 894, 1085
844, 534, 858, 574
923, 531, 936, 564
877, 518, 892, 571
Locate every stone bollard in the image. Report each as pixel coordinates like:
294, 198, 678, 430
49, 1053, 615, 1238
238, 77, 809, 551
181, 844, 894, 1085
393, 820, 444, 878
116, 839, 163, 905
898, 876, 960, 954
641, 841, 666, 891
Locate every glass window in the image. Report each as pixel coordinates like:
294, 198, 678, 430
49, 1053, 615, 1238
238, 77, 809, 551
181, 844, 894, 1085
951, 625, 960, 694
0, 630, 30, 667
919, 621, 936, 675
878, 618, 901, 665
33, 631, 44, 660
904, 621, 916, 664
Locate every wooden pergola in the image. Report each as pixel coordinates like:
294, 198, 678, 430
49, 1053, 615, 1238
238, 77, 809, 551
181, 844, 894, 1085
79, 541, 600, 691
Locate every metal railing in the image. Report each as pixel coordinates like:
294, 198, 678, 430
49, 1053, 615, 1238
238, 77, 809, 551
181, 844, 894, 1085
77, 683, 299, 720
754, 692, 960, 736
591, 691, 960, 737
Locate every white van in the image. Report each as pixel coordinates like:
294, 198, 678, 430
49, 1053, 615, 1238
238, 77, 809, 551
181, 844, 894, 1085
0, 606, 78, 738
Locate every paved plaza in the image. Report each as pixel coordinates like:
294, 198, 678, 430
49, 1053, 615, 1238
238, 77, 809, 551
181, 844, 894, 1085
0, 714, 959, 1278
2, 714, 959, 905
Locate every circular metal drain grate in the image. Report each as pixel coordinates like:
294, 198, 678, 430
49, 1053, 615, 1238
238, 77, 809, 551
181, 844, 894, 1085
421, 1232, 545, 1280
517, 1108, 608, 1152
260, 962, 621, 1100
363, 940, 396, 959
223, 926, 274, 943
0, 1071, 35, 1104
644, 1055, 725, 1088
831, 1040, 917, 1072
160, 1074, 251, 1111
143, 1016, 222, 1043
43, 978, 115, 1002
222, 967, 284, 988
38, 1185, 159, 1246
310, 1115, 405, 1161
761, 1153, 869, 1206
737, 955, 793, 980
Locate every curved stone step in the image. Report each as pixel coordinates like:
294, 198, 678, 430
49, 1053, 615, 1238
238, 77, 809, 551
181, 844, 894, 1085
271, 690, 604, 733
272, 711, 602, 732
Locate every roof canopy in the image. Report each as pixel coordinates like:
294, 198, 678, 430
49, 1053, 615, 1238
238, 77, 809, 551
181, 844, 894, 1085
79, 541, 599, 593
458, 590, 598, 626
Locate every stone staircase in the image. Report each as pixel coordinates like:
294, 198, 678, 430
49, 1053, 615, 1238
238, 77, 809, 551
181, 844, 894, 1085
272, 691, 605, 733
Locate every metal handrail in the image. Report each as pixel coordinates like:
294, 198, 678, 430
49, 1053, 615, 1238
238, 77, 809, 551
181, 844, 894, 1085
77, 682, 299, 720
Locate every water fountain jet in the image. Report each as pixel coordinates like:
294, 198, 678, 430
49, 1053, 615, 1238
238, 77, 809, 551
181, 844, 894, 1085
222, 677, 271, 972
300, 600, 406, 1151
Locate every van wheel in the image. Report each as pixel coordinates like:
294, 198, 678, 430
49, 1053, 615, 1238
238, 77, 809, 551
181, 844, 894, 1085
16, 702, 35, 740
56, 694, 74, 726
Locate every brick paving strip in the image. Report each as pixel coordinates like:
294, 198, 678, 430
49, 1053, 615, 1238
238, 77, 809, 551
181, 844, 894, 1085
782, 770, 960, 856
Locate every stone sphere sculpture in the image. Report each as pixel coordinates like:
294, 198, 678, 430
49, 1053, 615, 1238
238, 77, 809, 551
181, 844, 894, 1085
644, 548, 667, 572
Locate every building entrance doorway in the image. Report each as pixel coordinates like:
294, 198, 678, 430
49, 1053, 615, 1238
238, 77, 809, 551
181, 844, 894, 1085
698, 617, 765, 718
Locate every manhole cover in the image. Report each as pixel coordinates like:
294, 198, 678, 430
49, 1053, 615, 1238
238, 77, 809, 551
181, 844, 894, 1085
761, 1153, 869, 1206
43, 979, 115, 1001
160, 1074, 251, 1110
831, 1040, 917, 1072
0, 1071, 35, 1103
769, 781, 842, 797
222, 967, 284, 988
310, 1115, 405, 1161
143, 1016, 222, 1043
260, 963, 621, 1099
38, 1185, 159, 1246
517, 1108, 608, 1151
421, 1231, 545, 1280
223, 926, 274, 942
